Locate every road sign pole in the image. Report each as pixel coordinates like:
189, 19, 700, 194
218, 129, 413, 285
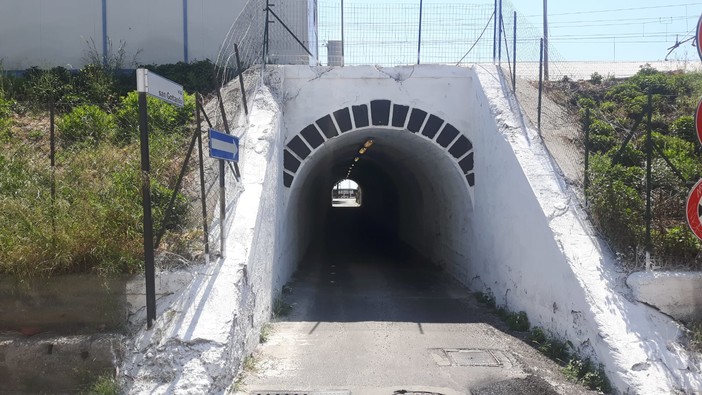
138, 91, 157, 328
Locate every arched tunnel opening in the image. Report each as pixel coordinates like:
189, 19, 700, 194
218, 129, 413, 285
285, 125, 475, 320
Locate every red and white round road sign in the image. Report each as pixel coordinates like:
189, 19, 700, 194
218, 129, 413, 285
697, 13, 702, 62
686, 179, 702, 241
695, 98, 702, 146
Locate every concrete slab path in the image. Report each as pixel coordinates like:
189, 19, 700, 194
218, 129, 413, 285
231, 238, 598, 395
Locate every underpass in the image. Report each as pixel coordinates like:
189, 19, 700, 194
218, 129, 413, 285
120, 64, 700, 394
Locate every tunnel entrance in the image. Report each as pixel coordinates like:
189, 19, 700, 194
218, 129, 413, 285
284, 100, 475, 281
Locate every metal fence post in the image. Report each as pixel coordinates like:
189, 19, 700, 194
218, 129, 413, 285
417, 0, 424, 65
645, 91, 653, 269
341, 0, 345, 61
493, 0, 497, 62
512, 11, 517, 93
497, 0, 503, 65
138, 90, 157, 329
263, 0, 271, 65
537, 38, 543, 131
196, 96, 210, 256
214, 79, 232, 257
584, 107, 591, 205
234, 44, 249, 116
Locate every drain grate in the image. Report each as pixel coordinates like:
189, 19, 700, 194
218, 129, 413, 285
445, 349, 501, 367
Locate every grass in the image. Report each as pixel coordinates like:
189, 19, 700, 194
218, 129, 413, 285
259, 323, 273, 343
79, 374, 120, 395
473, 292, 611, 393
0, 102, 194, 279
529, 327, 611, 393
272, 296, 292, 318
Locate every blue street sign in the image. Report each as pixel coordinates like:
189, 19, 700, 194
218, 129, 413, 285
208, 129, 239, 162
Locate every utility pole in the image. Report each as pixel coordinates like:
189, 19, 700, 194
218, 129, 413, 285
543, 0, 549, 80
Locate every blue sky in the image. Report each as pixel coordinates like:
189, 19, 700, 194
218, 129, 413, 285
318, 0, 702, 63
512, 0, 702, 61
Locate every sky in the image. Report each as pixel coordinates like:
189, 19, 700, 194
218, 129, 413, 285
511, 0, 702, 62
316, 0, 702, 63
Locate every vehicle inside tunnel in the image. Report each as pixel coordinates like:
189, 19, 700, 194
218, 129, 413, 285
285, 125, 475, 280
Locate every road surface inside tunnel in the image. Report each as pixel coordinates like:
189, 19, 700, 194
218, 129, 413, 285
233, 211, 597, 395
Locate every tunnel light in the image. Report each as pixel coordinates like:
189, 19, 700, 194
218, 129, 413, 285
364, 139, 374, 148
354, 157, 360, 162
358, 147, 367, 155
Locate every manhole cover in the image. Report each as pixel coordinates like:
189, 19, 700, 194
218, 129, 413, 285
445, 349, 501, 367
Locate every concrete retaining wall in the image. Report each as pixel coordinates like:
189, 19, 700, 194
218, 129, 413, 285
627, 271, 702, 323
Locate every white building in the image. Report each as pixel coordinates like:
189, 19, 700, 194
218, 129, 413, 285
0, 0, 317, 70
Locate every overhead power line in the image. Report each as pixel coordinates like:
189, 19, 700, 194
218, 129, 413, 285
524, 2, 702, 18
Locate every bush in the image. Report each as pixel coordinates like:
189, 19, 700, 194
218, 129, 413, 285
670, 115, 696, 143
23, 66, 82, 108
0, 94, 13, 142
114, 91, 195, 144
655, 226, 701, 259
57, 104, 116, 147
562, 358, 612, 393
76, 64, 118, 106
590, 72, 603, 85
505, 311, 530, 332
587, 154, 645, 250
142, 60, 218, 94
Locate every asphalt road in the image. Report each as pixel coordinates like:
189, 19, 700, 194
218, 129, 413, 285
233, 235, 598, 395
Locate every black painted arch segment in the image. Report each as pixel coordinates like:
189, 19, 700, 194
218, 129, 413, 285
392, 104, 410, 128
458, 152, 474, 174
316, 114, 339, 139
287, 135, 311, 160
333, 108, 353, 133
448, 135, 473, 159
371, 100, 391, 126
284, 172, 294, 188
466, 173, 475, 187
421, 115, 444, 139
284, 149, 301, 173
300, 124, 325, 149
352, 105, 369, 128
436, 123, 460, 148
407, 109, 428, 133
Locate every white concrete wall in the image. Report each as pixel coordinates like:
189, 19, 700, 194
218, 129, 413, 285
627, 271, 702, 323
272, 64, 701, 394
470, 65, 700, 394
0, 0, 312, 70
0, 0, 102, 69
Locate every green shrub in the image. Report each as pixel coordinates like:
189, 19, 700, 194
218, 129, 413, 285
57, 104, 116, 147
562, 358, 612, 393
23, 66, 82, 108
76, 64, 118, 106
599, 101, 617, 114
80, 374, 120, 395
587, 154, 645, 250
528, 327, 572, 363
670, 115, 696, 143
505, 311, 530, 332
589, 134, 616, 153
142, 60, 218, 94
114, 91, 195, 144
0, 94, 13, 142
590, 72, 603, 85
654, 226, 701, 259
